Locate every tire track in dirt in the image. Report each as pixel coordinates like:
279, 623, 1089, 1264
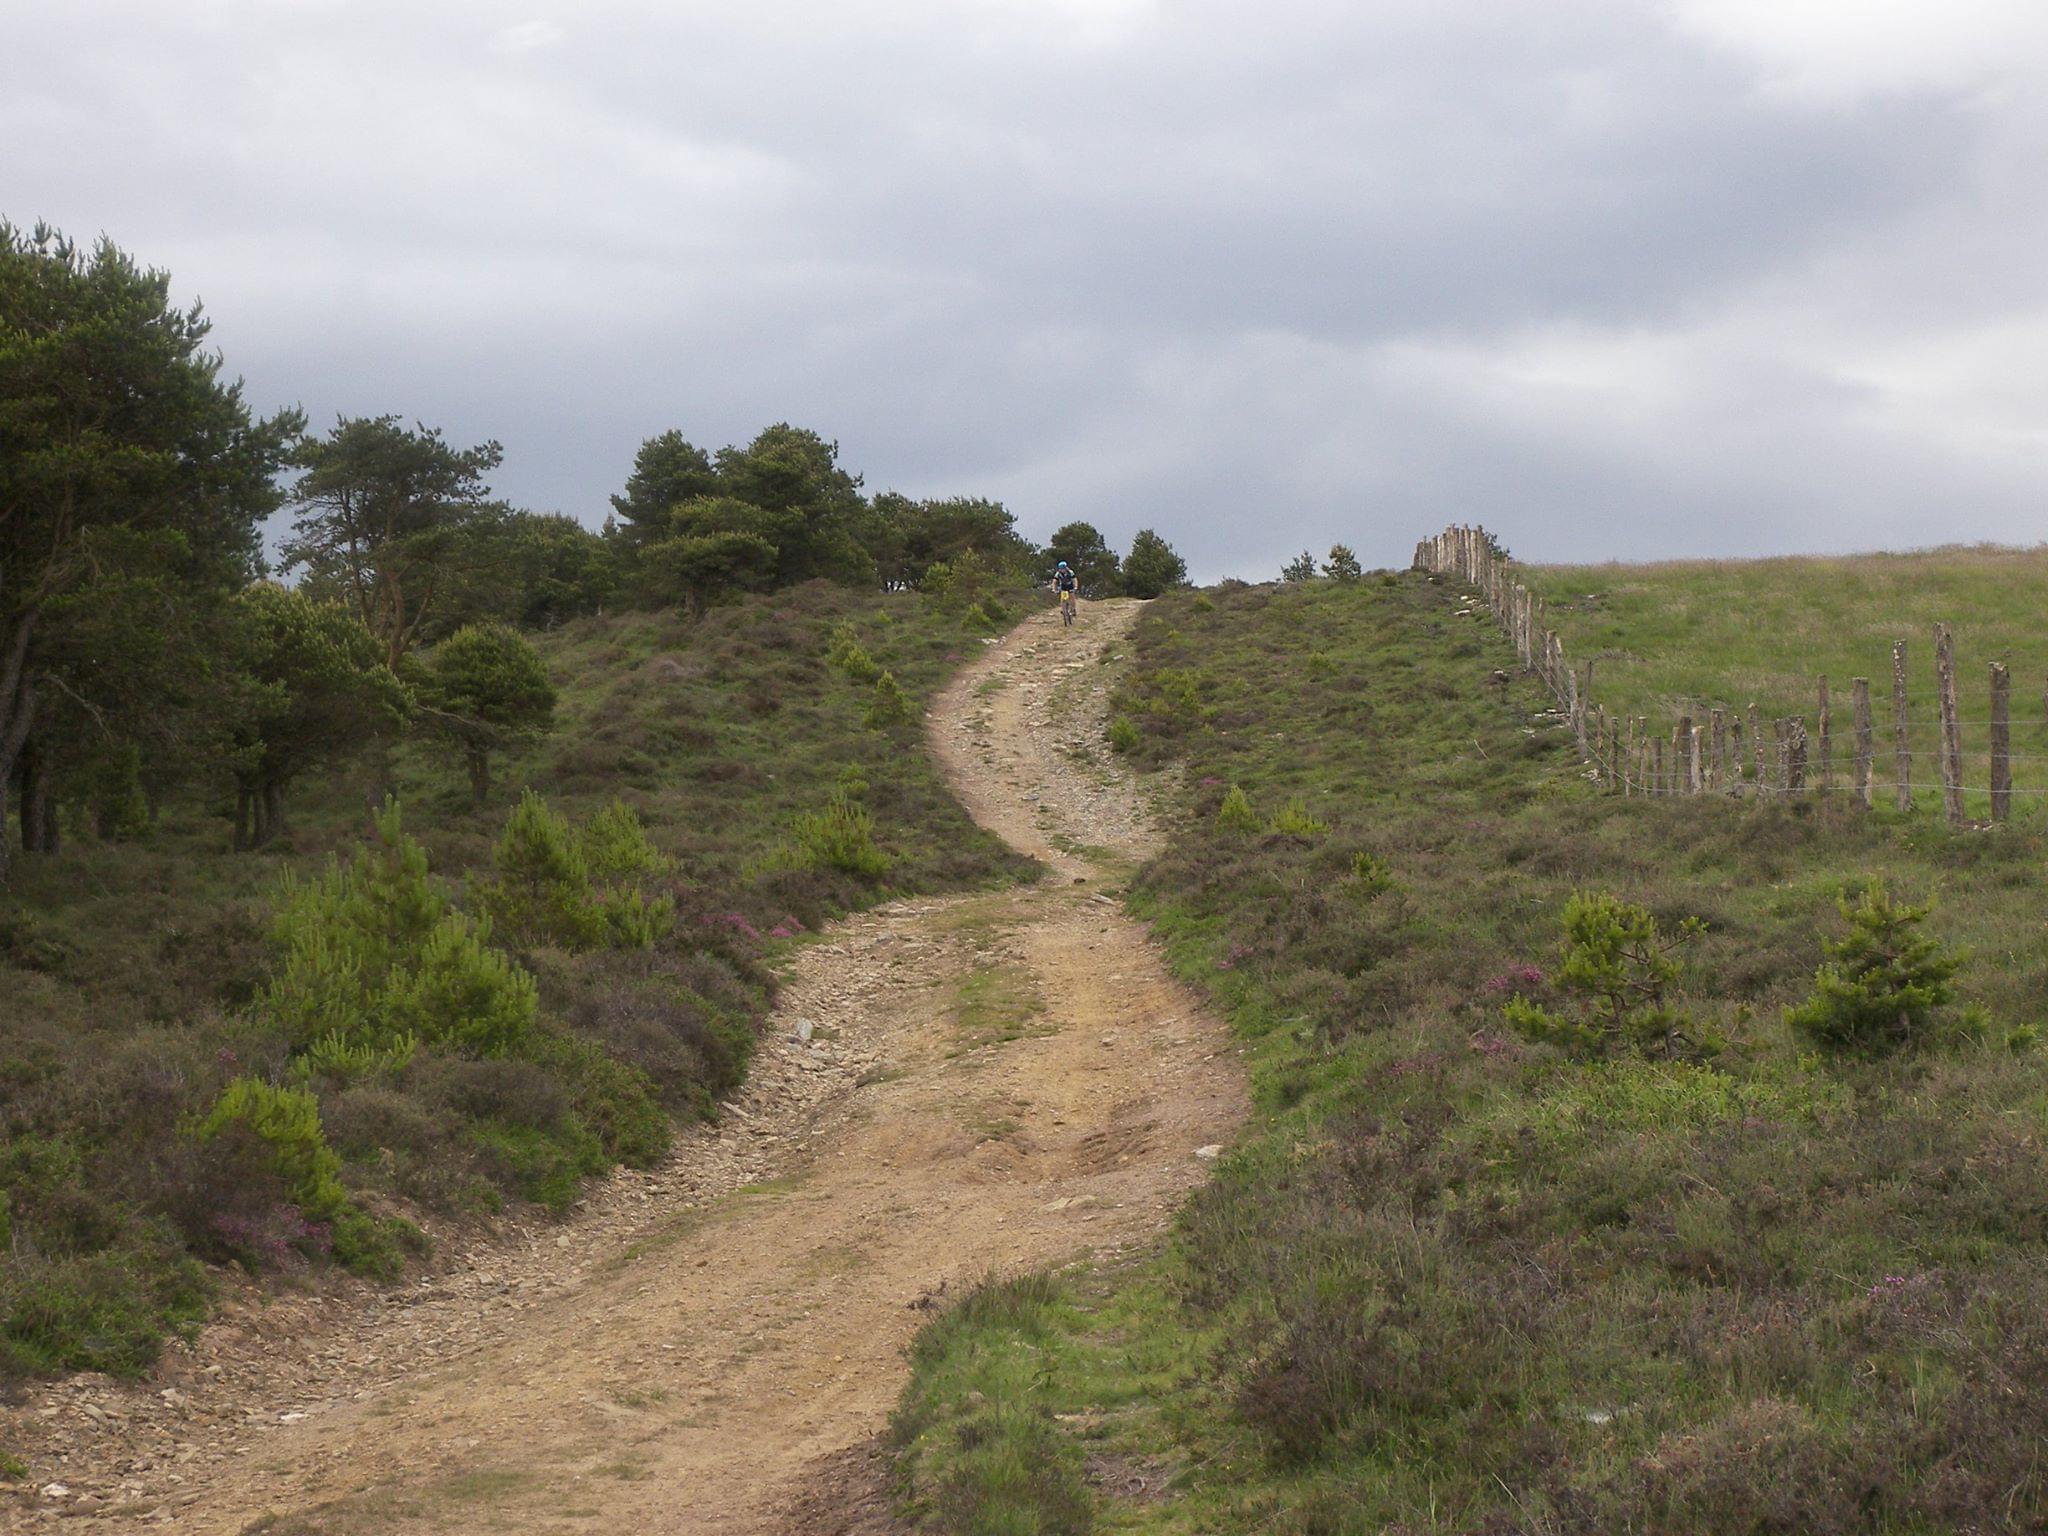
3, 598, 1243, 1535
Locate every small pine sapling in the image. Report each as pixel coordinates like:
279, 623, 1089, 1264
1215, 785, 1259, 833
1786, 881, 1963, 1056
1502, 891, 1714, 1059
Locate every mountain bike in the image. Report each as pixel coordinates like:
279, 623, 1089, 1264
1059, 588, 1076, 628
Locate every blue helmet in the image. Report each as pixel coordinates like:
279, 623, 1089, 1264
1056, 560, 1069, 569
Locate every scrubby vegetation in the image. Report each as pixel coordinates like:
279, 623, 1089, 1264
901, 570, 2048, 1532
0, 222, 1053, 1382
0, 580, 1034, 1382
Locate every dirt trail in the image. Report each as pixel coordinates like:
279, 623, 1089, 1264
4, 598, 1243, 1535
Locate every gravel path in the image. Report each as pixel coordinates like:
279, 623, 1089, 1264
1, 597, 1243, 1535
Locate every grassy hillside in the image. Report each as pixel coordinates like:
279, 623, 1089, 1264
1521, 545, 2048, 817
896, 572, 2048, 1534
0, 581, 1032, 1382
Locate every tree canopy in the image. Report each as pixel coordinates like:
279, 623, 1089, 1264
282, 415, 503, 669
1122, 529, 1190, 598
1046, 521, 1123, 598
0, 222, 300, 874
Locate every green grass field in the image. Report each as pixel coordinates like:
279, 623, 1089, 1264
896, 571, 2048, 1534
1520, 544, 2048, 820
0, 581, 1033, 1382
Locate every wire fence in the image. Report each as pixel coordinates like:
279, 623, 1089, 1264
1418, 524, 2040, 827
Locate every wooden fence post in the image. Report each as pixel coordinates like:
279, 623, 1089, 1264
1852, 678, 1873, 807
1749, 702, 1765, 798
1654, 736, 1666, 796
1708, 708, 1726, 790
1817, 676, 1832, 793
1991, 662, 2011, 823
1789, 719, 1808, 792
1774, 720, 1790, 793
1936, 623, 1963, 827
1892, 641, 1911, 812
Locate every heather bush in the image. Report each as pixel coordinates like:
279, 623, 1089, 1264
190, 1077, 403, 1277
1106, 714, 1139, 754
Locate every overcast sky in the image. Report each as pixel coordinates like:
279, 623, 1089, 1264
7, 1, 2048, 578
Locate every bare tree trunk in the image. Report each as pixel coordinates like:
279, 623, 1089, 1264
20, 737, 58, 855
0, 611, 36, 884
262, 779, 289, 846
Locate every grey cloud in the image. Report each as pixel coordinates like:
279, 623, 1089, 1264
4, 0, 2045, 581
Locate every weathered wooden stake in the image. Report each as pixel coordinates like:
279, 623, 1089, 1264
1654, 736, 1666, 796
1774, 719, 1790, 793
1936, 623, 1963, 827
1892, 641, 1911, 812
1991, 662, 2011, 823
1851, 677, 1873, 807
1749, 702, 1765, 798
1709, 708, 1726, 791
1676, 716, 1692, 795
1817, 676, 1832, 793
1788, 719, 1807, 792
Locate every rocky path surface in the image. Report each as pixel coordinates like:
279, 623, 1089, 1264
2, 598, 1243, 1535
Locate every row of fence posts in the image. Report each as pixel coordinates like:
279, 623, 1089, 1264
1413, 525, 2016, 827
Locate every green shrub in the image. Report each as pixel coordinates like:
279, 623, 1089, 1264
1216, 785, 1259, 833
580, 798, 672, 879
0, 1239, 208, 1378
296, 1028, 417, 1083
481, 791, 675, 951
196, 1078, 349, 1221
828, 622, 882, 683
790, 795, 893, 880
267, 803, 544, 1059
1346, 850, 1396, 897
481, 789, 606, 947
866, 669, 917, 728
467, 1118, 607, 1213
382, 915, 539, 1057
1786, 881, 1964, 1057
1502, 891, 1715, 1059
191, 1077, 406, 1277
1267, 797, 1328, 838
527, 1027, 671, 1168
1106, 714, 1140, 754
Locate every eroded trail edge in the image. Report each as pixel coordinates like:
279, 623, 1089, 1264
9, 599, 1244, 1535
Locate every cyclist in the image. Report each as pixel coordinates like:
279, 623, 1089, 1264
1051, 560, 1078, 626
